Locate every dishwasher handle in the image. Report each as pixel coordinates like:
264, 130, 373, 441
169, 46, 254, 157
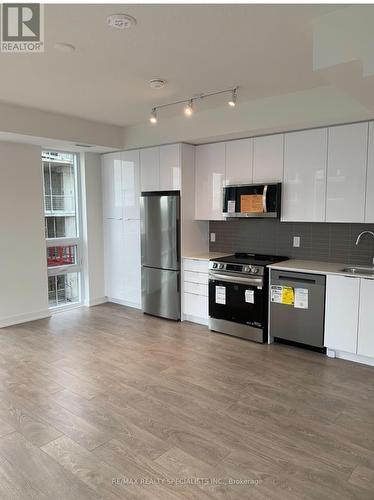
277, 275, 316, 285
271, 270, 326, 287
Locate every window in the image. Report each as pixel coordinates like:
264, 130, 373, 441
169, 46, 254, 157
42, 151, 83, 308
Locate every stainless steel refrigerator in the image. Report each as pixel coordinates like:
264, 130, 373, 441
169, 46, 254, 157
140, 191, 180, 320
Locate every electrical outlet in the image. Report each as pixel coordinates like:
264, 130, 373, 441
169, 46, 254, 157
210, 232, 216, 243
293, 236, 301, 248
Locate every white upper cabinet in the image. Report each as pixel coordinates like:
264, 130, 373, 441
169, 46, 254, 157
160, 144, 181, 191
365, 122, 374, 223
324, 275, 360, 354
102, 152, 123, 220
282, 128, 327, 222
253, 134, 284, 184
225, 138, 253, 185
326, 122, 368, 223
121, 150, 140, 220
195, 143, 225, 220
140, 147, 160, 192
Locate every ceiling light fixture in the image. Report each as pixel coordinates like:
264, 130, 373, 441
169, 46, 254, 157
149, 86, 238, 124
228, 88, 238, 107
149, 108, 157, 124
184, 99, 193, 116
54, 42, 76, 53
107, 13, 136, 30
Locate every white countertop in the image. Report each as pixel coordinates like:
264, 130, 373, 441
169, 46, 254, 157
182, 252, 230, 261
268, 259, 374, 280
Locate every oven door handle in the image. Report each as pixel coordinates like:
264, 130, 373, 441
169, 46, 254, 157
209, 273, 263, 287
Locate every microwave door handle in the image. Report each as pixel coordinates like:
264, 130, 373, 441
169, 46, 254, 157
262, 185, 268, 213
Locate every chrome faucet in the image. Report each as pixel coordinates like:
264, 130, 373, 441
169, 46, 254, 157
355, 230, 374, 245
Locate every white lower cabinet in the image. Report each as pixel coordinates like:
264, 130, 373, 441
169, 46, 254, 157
104, 219, 141, 308
182, 258, 209, 324
325, 274, 374, 362
324, 275, 359, 354
357, 278, 374, 358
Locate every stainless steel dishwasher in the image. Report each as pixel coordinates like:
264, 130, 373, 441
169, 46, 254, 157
269, 270, 326, 349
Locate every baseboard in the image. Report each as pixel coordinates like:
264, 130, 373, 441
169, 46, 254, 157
182, 314, 208, 326
84, 297, 108, 307
0, 309, 51, 329
327, 349, 374, 367
106, 297, 142, 310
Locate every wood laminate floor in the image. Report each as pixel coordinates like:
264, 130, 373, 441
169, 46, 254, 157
0, 303, 373, 499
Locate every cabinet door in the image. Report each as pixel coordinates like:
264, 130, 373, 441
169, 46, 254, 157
326, 123, 368, 223
140, 147, 159, 192
123, 219, 141, 307
121, 150, 140, 220
365, 122, 374, 223
103, 219, 125, 300
195, 143, 225, 220
102, 152, 123, 220
357, 278, 374, 358
324, 275, 359, 353
160, 144, 181, 191
253, 134, 284, 183
282, 128, 327, 222
225, 138, 253, 185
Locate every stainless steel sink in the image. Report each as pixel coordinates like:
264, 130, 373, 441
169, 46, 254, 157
341, 266, 374, 275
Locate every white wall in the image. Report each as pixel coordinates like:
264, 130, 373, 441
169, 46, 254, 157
81, 153, 105, 306
0, 102, 123, 150
0, 141, 49, 327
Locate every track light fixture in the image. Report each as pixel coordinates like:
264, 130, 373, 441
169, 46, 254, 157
184, 99, 193, 116
228, 88, 237, 107
149, 108, 157, 124
149, 86, 238, 124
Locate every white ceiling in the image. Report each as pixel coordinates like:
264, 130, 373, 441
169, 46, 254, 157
1, 4, 374, 128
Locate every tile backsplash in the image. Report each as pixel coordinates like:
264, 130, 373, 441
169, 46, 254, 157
209, 220, 374, 265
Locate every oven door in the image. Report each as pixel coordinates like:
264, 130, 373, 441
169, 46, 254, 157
209, 274, 265, 328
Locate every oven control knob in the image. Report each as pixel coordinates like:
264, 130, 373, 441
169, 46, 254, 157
243, 266, 249, 273
219, 264, 224, 270
212, 263, 217, 268
252, 267, 259, 274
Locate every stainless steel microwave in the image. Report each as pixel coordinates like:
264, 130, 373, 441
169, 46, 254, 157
223, 183, 281, 218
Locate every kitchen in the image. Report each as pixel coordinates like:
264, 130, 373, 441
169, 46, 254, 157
1, 3, 374, 499
103, 121, 374, 367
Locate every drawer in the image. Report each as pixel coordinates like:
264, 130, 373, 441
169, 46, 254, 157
184, 282, 208, 296
183, 258, 209, 273
183, 292, 208, 319
184, 270, 208, 285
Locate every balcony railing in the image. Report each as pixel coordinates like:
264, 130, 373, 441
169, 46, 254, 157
44, 194, 75, 213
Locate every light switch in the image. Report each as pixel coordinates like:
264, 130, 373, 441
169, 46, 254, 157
293, 236, 300, 248
210, 232, 216, 243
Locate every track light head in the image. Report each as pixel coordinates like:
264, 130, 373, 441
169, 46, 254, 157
184, 99, 193, 116
149, 108, 157, 124
228, 89, 237, 107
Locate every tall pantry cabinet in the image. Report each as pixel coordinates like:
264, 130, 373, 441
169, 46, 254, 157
102, 150, 141, 308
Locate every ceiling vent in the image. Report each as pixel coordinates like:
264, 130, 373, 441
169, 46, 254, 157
107, 14, 136, 30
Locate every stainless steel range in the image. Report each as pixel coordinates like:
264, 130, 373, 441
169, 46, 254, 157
208, 253, 288, 343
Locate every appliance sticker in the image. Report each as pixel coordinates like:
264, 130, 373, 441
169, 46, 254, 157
240, 194, 264, 213
271, 285, 294, 305
294, 288, 308, 309
245, 289, 255, 304
270, 285, 282, 303
281, 287, 294, 305
227, 200, 236, 213
215, 286, 226, 305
